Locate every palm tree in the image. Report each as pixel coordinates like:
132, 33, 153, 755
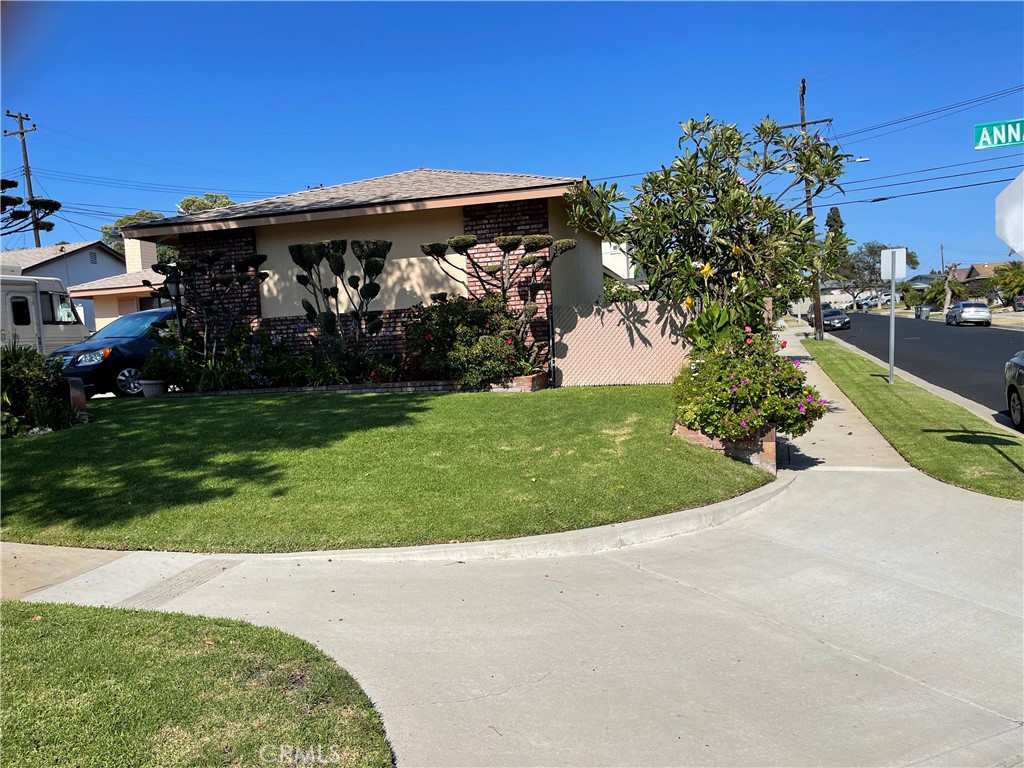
991, 261, 1024, 305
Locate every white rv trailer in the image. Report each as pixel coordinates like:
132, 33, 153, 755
1, 264, 90, 354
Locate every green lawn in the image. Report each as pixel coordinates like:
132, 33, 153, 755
805, 340, 1024, 500
0, 601, 391, 767
1, 386, 770, 552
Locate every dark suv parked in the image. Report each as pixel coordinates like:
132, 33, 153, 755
52, 308, 174, 396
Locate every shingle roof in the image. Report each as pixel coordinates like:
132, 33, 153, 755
0, 241, 122, 270
950, 267, 971, 282
70, 268, 162, 294
967, 261, 1010, 279
124, 168, 577, 232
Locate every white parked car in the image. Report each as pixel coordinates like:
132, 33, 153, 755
945, 301, 992, 327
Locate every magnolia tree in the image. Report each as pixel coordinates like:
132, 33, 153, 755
565, 115, 850, 346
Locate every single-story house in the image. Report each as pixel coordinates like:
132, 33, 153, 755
69, 239, 167, 329
119, 168, 603, 354
960, 261, 1009, 298
0, 240, 125, 329
903, 273, 944, 291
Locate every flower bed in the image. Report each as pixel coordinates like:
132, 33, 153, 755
673, 327, 827, 469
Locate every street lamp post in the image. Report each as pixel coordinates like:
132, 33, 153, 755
163, 273, 184, 333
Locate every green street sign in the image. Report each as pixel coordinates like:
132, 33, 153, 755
975, 119, 1024, 150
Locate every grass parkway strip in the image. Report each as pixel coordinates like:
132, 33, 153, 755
805, 339, 1024, 500
0, 601, 392, 767
0, 385, 770, 553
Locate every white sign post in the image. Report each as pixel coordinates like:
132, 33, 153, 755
880, 248, 907, 385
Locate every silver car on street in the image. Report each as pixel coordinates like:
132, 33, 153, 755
945, 301, 992, 327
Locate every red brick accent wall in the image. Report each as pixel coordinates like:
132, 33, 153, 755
177, 228, 263, 333
463, 199, 551, 348
253, 309, 413, 359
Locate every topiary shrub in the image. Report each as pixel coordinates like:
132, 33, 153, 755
404, 294, 528, 388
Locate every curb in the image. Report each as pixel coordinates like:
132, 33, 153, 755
212, 476, 795, 563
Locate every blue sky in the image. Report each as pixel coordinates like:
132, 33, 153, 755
2, 1, 1022, 274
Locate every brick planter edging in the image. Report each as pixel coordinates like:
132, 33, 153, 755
673, 423, 777, 475
158, 374, 552, 399
490, 372, 548, 393
161, 381, 462, 398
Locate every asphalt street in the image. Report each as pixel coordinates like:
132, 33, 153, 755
826, 312, 1023, 412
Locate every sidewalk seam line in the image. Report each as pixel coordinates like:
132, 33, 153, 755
725, 526, 1022, 619
607, 557, 1022, 724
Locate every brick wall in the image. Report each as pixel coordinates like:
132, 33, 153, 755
252, 309, 413, 359
463, 198, 551, 348
177, 228, 262, 332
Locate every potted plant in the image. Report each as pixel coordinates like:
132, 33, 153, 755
138, 347, 177, 398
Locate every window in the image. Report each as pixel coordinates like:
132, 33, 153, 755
40, 292, 82, 324
89, 252, 98, 265
10, 296, 31, 326
138, 296, 167, 311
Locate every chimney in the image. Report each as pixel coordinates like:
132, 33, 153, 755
124, 238, 158, 273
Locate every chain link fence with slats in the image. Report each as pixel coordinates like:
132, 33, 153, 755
550, 302, 689, 387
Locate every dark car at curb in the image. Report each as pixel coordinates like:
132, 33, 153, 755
1006, 350, 1024, 431
821, 308, 851, 331
51, 308, 174, 397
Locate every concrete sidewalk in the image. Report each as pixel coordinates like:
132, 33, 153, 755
7, 336, 1024, 766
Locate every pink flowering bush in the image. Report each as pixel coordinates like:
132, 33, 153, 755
673, 328, 827, 440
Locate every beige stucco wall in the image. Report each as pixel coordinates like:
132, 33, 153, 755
548, 199, 604, 306
93, 295, 125, 329
255, 208, 468, 319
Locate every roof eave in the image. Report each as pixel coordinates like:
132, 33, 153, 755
120, 185, 572, 243
70, 284, 158, 298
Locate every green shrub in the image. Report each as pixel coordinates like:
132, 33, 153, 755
0, 343, 78, 437
603, 275, 644, 303
146, 327, 351, 392
404, 294, 529, 388
675, 328, 826, 440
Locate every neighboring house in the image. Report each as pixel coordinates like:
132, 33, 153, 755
949, 267, 971, 283
69, 239, 166, 329
119, 168, 603, 354
602, 241, 631, 280
904, 273, 943, 291
960, 261, 1009, 299
0, 240, 125, 329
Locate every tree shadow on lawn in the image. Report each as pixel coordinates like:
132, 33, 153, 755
1, 392, 438, 534
921, 425, 1024, 475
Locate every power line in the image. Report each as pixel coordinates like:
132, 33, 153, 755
33, 123, 305, 187
839, 152, 1023, 185
830, 177, 1015, 206
53, 212, 96, 238
808, 163, 1024, 202
835, 85, 1023, 139
31, 167, 273, 197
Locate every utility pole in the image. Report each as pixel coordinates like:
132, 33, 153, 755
800, 79, 825, 342
940, 243, 944, 273
4, 111, 41, 246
